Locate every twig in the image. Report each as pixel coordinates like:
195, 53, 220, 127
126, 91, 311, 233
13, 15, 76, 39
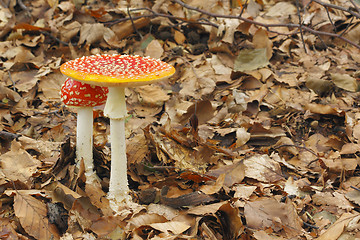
7, 71, 16, 91
127, 6, 142, 39
239, 0, 248, 17
104, 0, 360, 49
295, 0, 307, 53
338, 17, 355, 38
303, 222, 319, 229
171, 0, 360, 49
349, 0, 360, 14
312, 0, 360, 19
273, 144, 318, 158
323, 3, 336, 32
351, 186, 360, 191
40, 31, 69, 46
105, 12, 218, 28
17, 0, 31, 18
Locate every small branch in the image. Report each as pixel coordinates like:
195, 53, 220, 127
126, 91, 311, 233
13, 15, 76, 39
7, 71, 16, 91
17, 0, 31, 18
239, 0, 248, 17
349, 0, 360, 15
105, 11, 218, 28
312, 0, 360, 19
171, 0, 360, 49
324, 4, 336, 32
273, 144, 318, 158
295, 0, 307, 53
104, 0, 360, 50
351, 186, 360, 191
40, 31, 69, 46
127, 6, 142, 38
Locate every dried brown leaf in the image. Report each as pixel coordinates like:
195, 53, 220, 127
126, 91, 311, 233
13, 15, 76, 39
128, 213, 167, 230
305, 103, 344, 116
78, 23, 106, 45
186, 201, 226, 215
345, 190, 360, 206
135, 84, 170, 107
207, 159, 245, 187
243, 155, 284, 183
219, 202, 244, 238
145, 40, 164, 59
200, 173, 225, 195
312, 191, 353, 211
244, 198, 302, 238
331, 73, 359, 92
150, 220, 190, 235
317, 213, 356, 240
14, 192, 59, 239
253, 28, 273, 60
0, 141, 40, 184
0, 217, 18, 239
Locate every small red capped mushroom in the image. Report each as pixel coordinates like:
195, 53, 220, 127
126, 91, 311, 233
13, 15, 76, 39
61, 78, 108, 107
61, 78, 108, 183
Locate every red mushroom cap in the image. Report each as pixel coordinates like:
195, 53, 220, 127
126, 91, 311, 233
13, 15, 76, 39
61, 78, 108, 107
60, 54, 176, 87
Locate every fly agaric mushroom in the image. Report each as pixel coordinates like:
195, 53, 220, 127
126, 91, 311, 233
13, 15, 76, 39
60, 54, 175, 210
61, 78, 108, 183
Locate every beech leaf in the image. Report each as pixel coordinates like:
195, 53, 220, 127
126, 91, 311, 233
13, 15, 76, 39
234, 48, 269, 72
13, 192, 59, 239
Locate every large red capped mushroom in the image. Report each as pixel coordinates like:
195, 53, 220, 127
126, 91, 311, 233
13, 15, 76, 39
61, 78, 108, 183
60, 54, 175, 211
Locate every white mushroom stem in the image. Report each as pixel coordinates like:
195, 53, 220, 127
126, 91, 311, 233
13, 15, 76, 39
104, 86, 130, 208
76, 107, 97, 183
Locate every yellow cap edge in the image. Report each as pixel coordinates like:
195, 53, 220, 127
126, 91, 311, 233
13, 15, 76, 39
60, 65, 176, 87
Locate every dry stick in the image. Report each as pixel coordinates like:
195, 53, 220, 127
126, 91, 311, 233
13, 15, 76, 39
40, 31, 69, 46
171, 0, 360, 49
323, 3, 336, 31
7, 71, 16, 91
17, 0, 31, 15
312, 0, 360, 19
295, 0, 307, 53
103, 1, 360, 49
105, 12, 218, 28
127, 6, 143, 39
339, 17, 355, 38
351, 186, 360, 192
238, 0, 248, 17
349, 0, 360, 14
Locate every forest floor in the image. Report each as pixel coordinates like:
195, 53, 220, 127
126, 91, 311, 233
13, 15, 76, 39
1, 0, 360, 239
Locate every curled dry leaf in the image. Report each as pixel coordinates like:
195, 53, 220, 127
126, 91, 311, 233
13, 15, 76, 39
305, 103, 344, 116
